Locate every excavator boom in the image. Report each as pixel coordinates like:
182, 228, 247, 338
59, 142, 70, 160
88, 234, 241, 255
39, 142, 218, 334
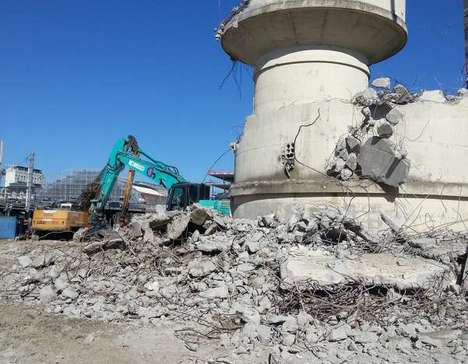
90, 136, 187, 222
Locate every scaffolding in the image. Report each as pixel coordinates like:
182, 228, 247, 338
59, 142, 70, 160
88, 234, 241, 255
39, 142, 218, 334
38, 170, 126, 204
37, 169, 168, 209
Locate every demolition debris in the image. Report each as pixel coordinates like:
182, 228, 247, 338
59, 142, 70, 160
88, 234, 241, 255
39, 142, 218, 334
0, 205, 467, 363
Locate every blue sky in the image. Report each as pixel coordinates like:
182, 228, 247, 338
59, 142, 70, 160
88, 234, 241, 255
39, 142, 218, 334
1, 0, 465, 184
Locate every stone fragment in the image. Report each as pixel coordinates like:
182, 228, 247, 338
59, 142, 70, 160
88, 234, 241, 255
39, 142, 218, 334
371, 77, 391, 89
338, 148, 349, 161
329, 324, 350, 342
408, 237, 438, 251
236, 263, 255, 272
345, 153, 357, 171
49, 266, 60, 279
358, 137, 410, 187
340, 168, 353, 181
126, 221, 143, 239
148, 213, 171, 231
188, 259, 217, 278
419, 90, 446, 103
39, 285, 57, 304
62, 286, 79, 300
54, 276, 69, 291
267, 315, 288, 325
282, 333, 296, 346
335, 136, 347, 152
234, 304, 261, 325
167, 213, 191, 240
144, 281, 160, 291
258, 296, 272, 313
333, 158, 345, 173
345, 136, 360, 153
391, 84, 414, 104
199, 285, 229, 299
375, 120, 394, 138
245, 241, 260, 254
18, 256, 32, 268
83, 238, 126, 255
419, 330, 461, 348
353, 87, 379, 106
196, 238, 231, 254
190, 205, 211, 226
385, 108, 404, 125
31, 254, 55, 269
282, 316, 299, 333
296, 311, 313, 328
258, 214, 277, 228
354, 331, 378, 344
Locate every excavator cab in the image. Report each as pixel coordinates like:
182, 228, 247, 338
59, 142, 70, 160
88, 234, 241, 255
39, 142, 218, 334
166, 183, 211, 211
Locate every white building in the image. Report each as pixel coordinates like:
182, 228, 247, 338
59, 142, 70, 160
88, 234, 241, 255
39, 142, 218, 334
5, 165, 44, 190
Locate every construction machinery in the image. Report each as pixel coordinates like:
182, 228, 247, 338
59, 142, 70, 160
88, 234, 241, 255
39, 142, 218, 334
32, 136, 230, 234
88, 136, 230, 227
32, 209, 89, 234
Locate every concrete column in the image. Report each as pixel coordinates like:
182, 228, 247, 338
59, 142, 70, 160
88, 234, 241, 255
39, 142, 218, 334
254, 47, 369, 114
216, 1, 468, 232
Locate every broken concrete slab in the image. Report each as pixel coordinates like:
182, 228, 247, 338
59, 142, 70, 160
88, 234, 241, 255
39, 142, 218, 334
419, 330, 462, 348
419, 90, 446, 103
188, 259, 217, 278
281, 247, 454, 290
196, 237, 232, 254
190, 205, 211, 226
18, 256, 33, 268
39, 285, 57, 304
167, 213, 191, 240
389, 84, 415, 104
328, 324, 351, 342
199, 285, 229, 299
353, 87, 379, 106
345, 153, 357, 171
83, 238, 126, 255
358, 137, 410, 187
371, 77, 391, 89
375, 120, 394, 138
62, 286, 80, 300
345, 136, 360, 153
340, 168, 353, 181
385, 108, 404, 126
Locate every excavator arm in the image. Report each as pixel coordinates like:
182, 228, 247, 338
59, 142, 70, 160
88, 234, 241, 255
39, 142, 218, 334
90, 136, 186, 221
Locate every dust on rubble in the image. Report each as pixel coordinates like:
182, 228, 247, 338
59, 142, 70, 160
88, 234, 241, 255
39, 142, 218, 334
0, 204, 467, 363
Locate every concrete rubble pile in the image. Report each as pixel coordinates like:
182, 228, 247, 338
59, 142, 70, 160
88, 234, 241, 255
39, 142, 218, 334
327, 79, 415, 188
327, 81, 468, 190
1, 205, 467, 363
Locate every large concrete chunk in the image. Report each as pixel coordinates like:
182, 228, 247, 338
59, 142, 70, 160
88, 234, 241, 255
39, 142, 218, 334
281, 247, 454, 290
358, 137, 410, 187
371, 77, 391, 89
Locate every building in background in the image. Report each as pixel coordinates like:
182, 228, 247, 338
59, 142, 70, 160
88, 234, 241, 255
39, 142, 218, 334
37, 169, 167, 210
5, 166, 44, 193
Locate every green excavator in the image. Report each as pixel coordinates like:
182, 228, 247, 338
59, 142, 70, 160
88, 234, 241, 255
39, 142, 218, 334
88, 135, 230, 228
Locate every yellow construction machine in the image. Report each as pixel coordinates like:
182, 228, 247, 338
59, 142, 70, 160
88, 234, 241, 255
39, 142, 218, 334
32, 209, 89, 235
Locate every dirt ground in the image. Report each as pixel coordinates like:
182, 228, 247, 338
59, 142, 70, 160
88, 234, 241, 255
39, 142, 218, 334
0, 303, 235, 364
